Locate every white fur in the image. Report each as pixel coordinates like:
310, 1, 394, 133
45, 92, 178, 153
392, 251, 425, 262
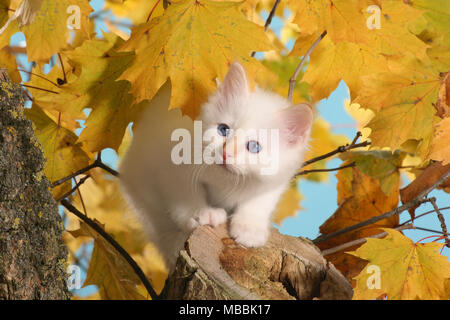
119, 63, 313, 270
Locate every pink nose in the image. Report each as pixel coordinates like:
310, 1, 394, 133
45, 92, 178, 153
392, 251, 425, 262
222, 138, 237, 164
222, 145, 228, 164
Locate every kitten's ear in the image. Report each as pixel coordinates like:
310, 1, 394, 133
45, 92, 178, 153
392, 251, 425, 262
279, 103, 313, 146
217, 62, 249, 104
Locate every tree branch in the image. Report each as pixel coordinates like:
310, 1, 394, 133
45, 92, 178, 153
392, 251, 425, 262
314, 168, 450, 244
57, 53, 67, 85
251, 0, 282, 57
60, 199, 159, 300
321, 223, 415, 256
288, 30, 327, 102
20, 84, 59, 94
400, 206, 450, 226
414, 226, 448, 235
51, 155, 119, 188
300, 131, 369, 169
430, 198, 450, 247
295, 162, 355, 177
55, 175, 91, 202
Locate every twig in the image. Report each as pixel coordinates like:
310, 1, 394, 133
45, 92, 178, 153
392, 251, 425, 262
21, 84, 59, 94
146, 0, 162, 22
303, 141, 370, 168
321, 224, 415, 256
251, 0, 282, 57
430, 198, 450, 247
89, 9, 109, 20
313, 168, 450, 244
60, 199, 159, 300
295, 162, 355, 177
17, 69, 59, 87
74, 176, 88, 216
414, 226, 447, 235
57, 53, 67, 84
22, 88, 33, 101
163, 0, 171, 9
350, 131, 362, 146
288, 30, 327, 102
56, 175, 91, 202
400, 206, 450, 226
314, 198, 434, 244
300, 131, 370, 169
51, 155, 119, 187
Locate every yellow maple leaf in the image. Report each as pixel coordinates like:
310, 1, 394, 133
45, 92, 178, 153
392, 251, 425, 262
272, 181, 302, 225
291, 34, 387, 101
24, 64, 86, 119
67, 174, 168, 298
361, 0, 428, 60
318, 165, 399, 251
77, 80, 133, 152
0, 46, 21, 83
69, 221, 147, 300
133, 243, 168, 295
19, 0, 93, 63
290, 0, 430, 101
118, 0, 272, 118
105, 0, 164, 25
344, 100, 374, 142
410, 0, 450, 36
428, 117, 450, 165
0, 3, 20, 50
26, 34, 135, 152
71, 174, 144, 236
24, 104, 90, 198
349, 228, 450, 300
290, 0, 371, 44
356, 56, 442, 160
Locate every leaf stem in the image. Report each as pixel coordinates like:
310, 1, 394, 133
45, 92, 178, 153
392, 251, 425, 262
288, 30, 327, 102
251, 0, 282, 57
57, 53, 67, 84
60, 199, 159, 300
313, 168, 450, 244
17, 68, 59, 87
146, 0, 163, 22
300, 131, 370, 169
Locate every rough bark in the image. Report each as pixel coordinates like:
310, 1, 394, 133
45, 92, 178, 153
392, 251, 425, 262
161, 224, 353, 300
0, 69, 70, 299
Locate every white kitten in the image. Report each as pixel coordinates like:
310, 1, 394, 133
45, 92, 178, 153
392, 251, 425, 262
119, 62, 313, 270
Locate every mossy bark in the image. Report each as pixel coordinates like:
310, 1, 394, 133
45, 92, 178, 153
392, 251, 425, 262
162, 225, 353, 300
0, 70, 70, 299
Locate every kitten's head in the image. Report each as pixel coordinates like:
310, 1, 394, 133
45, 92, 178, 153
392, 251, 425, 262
200, 62, 313, 178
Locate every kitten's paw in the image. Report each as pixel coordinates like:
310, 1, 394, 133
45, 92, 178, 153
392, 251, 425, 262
229, 216, 269, 248
187, 217, 200, 230
197, 207, 227, 227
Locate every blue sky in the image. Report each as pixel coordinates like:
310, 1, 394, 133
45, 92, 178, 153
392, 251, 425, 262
10, 0, 449, 296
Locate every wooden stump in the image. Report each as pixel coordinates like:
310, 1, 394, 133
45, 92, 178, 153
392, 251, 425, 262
161, 224, 353, 300
0, 69, 70, 299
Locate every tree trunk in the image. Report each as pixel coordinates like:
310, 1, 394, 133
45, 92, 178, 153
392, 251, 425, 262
0, 69, 70, 299
161, 224, 353, 300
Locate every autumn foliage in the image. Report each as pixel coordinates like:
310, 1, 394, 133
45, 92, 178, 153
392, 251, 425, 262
0, 0, 449, 300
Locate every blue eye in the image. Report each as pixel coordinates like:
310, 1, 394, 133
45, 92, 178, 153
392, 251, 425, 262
247, 140, 261, 153
217, 123, 230, 137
